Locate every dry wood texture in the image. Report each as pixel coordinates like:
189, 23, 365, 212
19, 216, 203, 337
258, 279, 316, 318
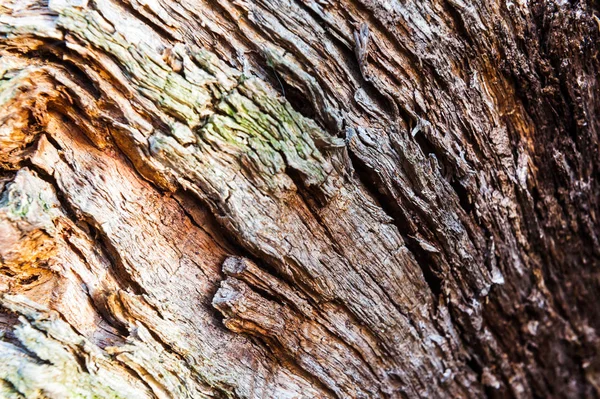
0, 0, 599, 397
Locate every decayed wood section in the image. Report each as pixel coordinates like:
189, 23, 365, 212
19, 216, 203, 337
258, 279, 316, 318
0, 0, 599, 397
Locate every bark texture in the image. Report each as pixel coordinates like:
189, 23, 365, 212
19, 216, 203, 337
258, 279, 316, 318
0, 0, 599, 397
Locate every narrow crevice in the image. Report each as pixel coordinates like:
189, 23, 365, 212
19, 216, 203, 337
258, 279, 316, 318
442, 0, 476, 50
0, 267, 16, 278
410, 129, 475, 216
23, 158, 146, 297
177, 182, 334, 313
173, 190, 238, 255
0, 171, 17, 192
174, 179, 330, 319
17, 274, 40, 285
84, 224, 147, 296
246, 281, 287, 308
449, 177, 474, 214
452, 324, 494, 396
275, 79, 316, 120
346, 149, 444, 300
410, 127, 454, 184
0, 377, 25, 397
62, 236, 130, 339
0, 309, 24, 346
26, 42, 103, 101
91, 0, 178, 42
220, 258, 387, 387
273, 50, 392, 134
0, 312, 54, 367
283, 164, 431, 352
252, 335, 341, 399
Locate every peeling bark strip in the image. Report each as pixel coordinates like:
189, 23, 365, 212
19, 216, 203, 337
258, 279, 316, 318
0, 0, 599, 397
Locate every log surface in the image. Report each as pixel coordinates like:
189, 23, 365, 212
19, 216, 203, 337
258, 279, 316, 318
0, 0, 598, 397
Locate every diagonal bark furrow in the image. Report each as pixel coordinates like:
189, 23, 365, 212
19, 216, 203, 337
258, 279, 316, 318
217, 256, 392, 385
1, 0, 599, 397
213, 276, 383, 398
23, 145, 148, 297
283, 163, 436, 343
0, 52, 330, 395
345, 145, 444, 300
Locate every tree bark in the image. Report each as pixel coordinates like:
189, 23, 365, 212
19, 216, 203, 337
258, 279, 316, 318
0, 0, 599, 397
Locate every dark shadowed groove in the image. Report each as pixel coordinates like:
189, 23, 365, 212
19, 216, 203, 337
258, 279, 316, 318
22, 148, 147, 298
93, 0, 178, 42
442, 0, 476, 51
62, 236, 132, 341
282, 164, 434, 352
344, 149, 443, 301
252, 333, 341, 399
173, 190, 237, 255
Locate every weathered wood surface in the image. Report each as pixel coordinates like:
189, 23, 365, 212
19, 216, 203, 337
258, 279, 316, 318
0, 0, 598, 397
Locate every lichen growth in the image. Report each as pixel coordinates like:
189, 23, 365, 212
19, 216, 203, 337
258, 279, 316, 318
0, 295, 150, 399
52, 2, 341, 197
0, 169, 62, 231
